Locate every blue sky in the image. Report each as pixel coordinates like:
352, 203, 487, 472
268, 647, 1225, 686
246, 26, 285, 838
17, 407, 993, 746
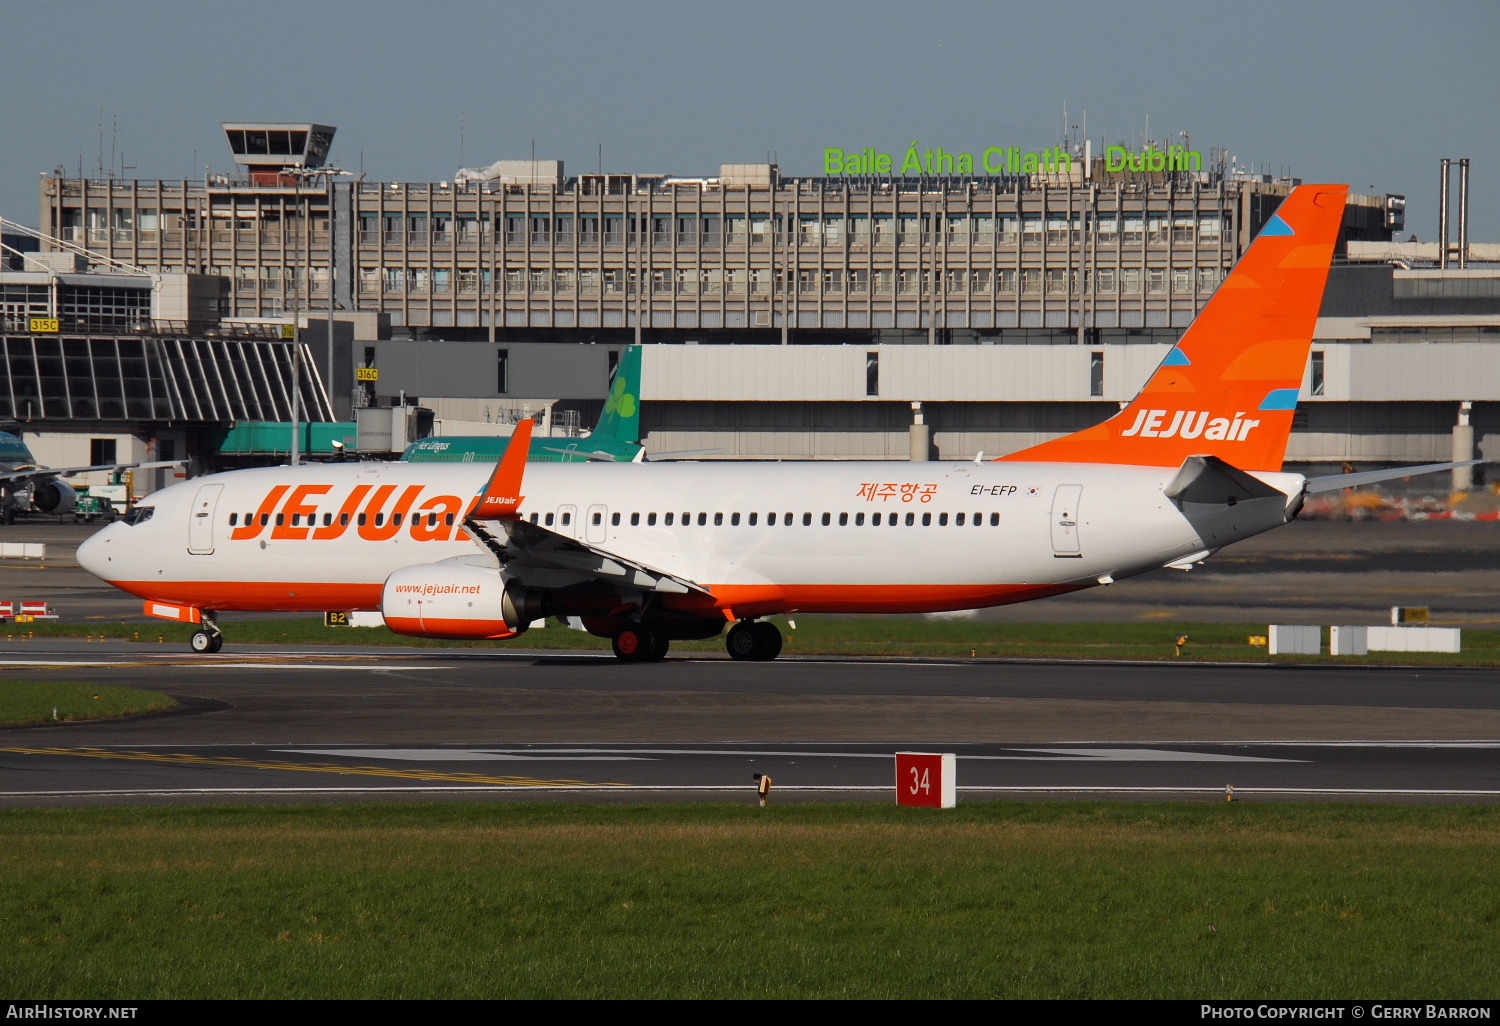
5, 0, 1498, 239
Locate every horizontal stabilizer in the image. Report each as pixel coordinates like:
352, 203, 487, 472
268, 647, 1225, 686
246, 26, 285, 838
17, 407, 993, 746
539, 446, 621, 462
1304, 460, 1482, 494
1164, 455, 1286, 505
646, 449, 722, 461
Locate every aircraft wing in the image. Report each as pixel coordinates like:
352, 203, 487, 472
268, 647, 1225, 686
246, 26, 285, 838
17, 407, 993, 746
465, 516, 711, 597
0, 459, 186, 484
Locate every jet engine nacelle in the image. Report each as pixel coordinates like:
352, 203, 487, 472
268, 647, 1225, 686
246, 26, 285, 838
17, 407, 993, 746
380, 561, 544, 640
30, 479, 77, 515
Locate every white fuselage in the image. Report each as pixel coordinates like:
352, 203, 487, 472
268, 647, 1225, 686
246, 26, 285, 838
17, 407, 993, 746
78, 458, 1303, 619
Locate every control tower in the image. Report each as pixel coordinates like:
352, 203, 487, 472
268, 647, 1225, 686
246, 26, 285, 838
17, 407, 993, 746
221, 122, 336, 185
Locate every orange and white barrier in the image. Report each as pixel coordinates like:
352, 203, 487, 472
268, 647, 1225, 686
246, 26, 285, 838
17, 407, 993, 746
6, 600, 59, 621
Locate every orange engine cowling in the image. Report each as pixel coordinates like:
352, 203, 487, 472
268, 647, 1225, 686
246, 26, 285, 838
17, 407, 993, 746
380, 561, 544, 640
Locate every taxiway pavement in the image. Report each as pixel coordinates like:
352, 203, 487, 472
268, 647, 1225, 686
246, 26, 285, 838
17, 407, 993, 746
0, 641, 1494, 806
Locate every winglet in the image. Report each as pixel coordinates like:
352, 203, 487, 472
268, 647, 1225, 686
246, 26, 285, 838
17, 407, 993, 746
470, 419, 534, 519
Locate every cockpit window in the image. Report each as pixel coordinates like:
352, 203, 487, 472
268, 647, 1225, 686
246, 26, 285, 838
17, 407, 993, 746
122, 506, 155, 526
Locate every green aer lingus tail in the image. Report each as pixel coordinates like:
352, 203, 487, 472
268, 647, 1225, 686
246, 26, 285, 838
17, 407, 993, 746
401, 345, 645, 464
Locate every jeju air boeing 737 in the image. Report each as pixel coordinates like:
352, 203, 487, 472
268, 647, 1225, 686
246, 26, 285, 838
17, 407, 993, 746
76, 183, 1470, 661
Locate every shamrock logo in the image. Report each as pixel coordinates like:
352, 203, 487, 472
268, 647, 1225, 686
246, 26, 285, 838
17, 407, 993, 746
604, 375, 638, 419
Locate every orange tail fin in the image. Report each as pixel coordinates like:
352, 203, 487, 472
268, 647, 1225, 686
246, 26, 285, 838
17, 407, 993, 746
998, 183, 1348, 471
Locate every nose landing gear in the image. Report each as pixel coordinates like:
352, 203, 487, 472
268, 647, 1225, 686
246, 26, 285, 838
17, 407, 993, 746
726, 620, 782, 661
189, 613, 224, 654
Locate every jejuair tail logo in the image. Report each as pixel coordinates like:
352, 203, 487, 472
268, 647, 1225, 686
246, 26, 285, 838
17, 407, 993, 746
1119, 410, 1261, 442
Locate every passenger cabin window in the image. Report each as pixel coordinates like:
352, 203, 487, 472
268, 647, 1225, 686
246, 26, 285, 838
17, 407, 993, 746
697, 513, 707, 526
229, 513, 238, 526
990, 513, 1001, 526
905, 513, 915, 526
714, 513, 723, 526
647, 513, 657, 526
341, 513, 351, 526
628, 513, 638, 526
545, 513, 555, 526
837, 513, 847, 526
561, 512, 571, 526
802, 513, 812, 526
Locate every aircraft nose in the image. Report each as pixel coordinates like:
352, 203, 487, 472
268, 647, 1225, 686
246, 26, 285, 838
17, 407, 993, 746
76, 525, 115, 581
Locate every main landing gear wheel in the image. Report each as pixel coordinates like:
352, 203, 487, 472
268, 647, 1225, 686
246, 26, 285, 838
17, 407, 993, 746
612, 625, 668, 663
189, 629, 223, 654
726, 620, 782, 662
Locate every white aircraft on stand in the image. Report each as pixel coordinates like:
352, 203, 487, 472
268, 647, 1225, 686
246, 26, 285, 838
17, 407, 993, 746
77, 184, 1471, 660
0, 431, 182, 524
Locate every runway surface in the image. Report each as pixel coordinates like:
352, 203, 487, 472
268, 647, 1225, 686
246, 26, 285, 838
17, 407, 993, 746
0, 640, 1495, 806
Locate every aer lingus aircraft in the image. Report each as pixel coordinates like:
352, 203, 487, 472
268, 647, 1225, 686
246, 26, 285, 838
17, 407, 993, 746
77, 184, 1470, 660
400, 344, 651, 465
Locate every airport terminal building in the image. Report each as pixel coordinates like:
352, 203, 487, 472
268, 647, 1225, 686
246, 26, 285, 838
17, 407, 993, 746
10, 122, 1500, 477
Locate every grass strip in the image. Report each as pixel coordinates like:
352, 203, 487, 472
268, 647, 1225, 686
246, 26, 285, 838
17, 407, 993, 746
0, 680, 176, 725
0, 801, 1495, 999
23, 615, 1500, 666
